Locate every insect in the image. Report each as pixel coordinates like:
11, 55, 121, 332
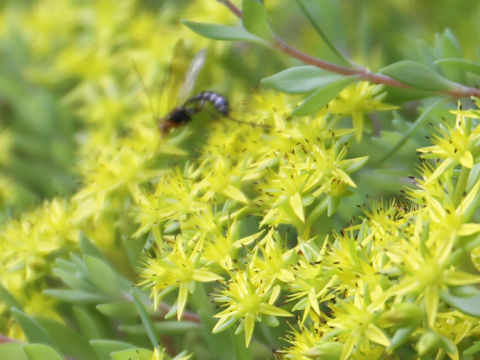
160, 91, 230, 134
134, 40, 269, 135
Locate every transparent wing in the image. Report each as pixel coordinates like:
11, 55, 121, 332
177, 49, 206, 105
158, 39, 189, 116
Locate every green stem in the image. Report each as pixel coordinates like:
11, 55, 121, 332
293, 0, 352, 66
453, 166, 470, 207
217, 0, 480, 99
190, 283, 215, 316
374, 97, 447, 166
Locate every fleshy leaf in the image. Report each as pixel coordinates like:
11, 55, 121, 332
0, 283, 22, 310
380, 60, 455, 91
131, 291, 159, 348
43, 289, 107, 304
111, 348, 153, 360
434, 58, 480, 77
441, 288, 480, 317
293, 0, 351, 65
23, 344, 64, 360
0, 343, 27, 360
464, 341, 480, 356
34, 316, 96, 360
79, 232, 107, 261
242, 0, 274, 40
389, 326, 417, 350
84, 256, 122, 296
262, 66, 342, 94
12, 308, 59, 352
199, 311, 249, 360
90, 340, 134, 360
182, 20, 267, 46
292, 76, 356, 116
96, 302, 138, 318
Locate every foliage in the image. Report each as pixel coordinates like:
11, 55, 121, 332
1, 0, 480, 359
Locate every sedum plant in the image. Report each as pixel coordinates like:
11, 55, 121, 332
1, 0, 480, 360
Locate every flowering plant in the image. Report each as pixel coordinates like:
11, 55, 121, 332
1, 1, 480, 359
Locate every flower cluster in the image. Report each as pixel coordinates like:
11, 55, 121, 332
1, 1, 480, 359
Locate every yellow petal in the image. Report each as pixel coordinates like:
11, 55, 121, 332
459, 151, 473, 168
244, 314, 256, 347
290, 192, 305, 223
223, 185, 249, 204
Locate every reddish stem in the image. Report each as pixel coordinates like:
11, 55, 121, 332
217, 0, 242, 17
0, 334, 16, 343
218, 0, 480, 99
156, 303, 201, 323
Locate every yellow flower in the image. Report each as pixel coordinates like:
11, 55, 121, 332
213, 271, 292, 347
329, 82, 397, 140
140, 236, 222, 320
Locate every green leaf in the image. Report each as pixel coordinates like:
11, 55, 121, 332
96, 301, 138, 318
380, 60, 455, 91
199, 311, 252, 360
304, 342, 343, 359
0, 283, 22, 310
417, 331, 441, 355
71, 253, 88, 273
374, 98, 446, 166
111, 348, 152, 360
292, 76, 356, 116
182, 20, 267, 46
262, 66, 343, 93
131, 290, 159, 348
55, 258, 78, 274
84, 255, 122, 296
90, 340, 134, 360
438, 29, 462, 59
73, 306, 103, 340
382, 86, 433, 104
79, 232, 106, 261
121, 235, 145, 271
434, 58, 480, 77
464, 341, 480, 356
293, 0, 351, 66
119, 321, 200, 335
416, 39, 436, 66
43, 289, 107, 304
0, 343, 27, 360
242, 0, 274, 40
52, 268, 94, 292
307, 198, 328, 224
389, 326, 417, 350
441, 288, 480, 317
34, 315, 99, 360
23, 344, 64, 360
327, 196, 341, 217
437, 30, 463, 82
342, 156, 369, 173
12, 308, 59, 352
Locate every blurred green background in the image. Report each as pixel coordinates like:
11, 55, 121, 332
0, 0, 479, 220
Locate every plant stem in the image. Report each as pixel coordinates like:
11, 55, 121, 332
217, 0, 480, 99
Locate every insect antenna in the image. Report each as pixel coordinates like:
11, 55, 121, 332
132, 60, 158, 119
225, 114, 271, 130
192, 100, 271, 130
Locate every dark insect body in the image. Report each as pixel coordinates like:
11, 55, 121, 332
186, 91, 229, 115
160, 91, 229, 134
134, 40, 269, 136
